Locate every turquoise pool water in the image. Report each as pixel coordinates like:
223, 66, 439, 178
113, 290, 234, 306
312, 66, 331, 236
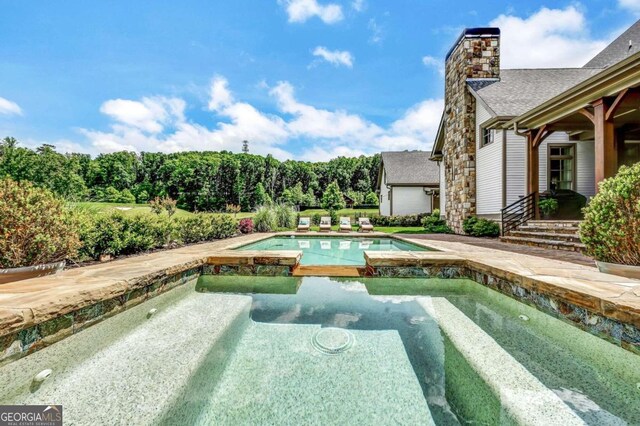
197, 276, 640, 425
237, 236, 429, 265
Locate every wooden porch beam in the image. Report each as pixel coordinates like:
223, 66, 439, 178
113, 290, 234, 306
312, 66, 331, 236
605, 88, 629, 122
578, 108, 595, 124
526, 130, 541, 219
593, 98, 617, 189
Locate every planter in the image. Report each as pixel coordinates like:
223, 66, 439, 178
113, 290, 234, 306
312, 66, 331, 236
0, 261, 66, 284
596, 261, 640, 280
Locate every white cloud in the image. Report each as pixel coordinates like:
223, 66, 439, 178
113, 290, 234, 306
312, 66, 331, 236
99, 97, 185, 134
619, 0, 640, 13
80, 76, 443, 161
0, 97, 22, 116
279, 0, 343, 24
490, 6, 609, 68
351, 0, 365, 12
208, 76, 234, 111
422, 55, 445, 75
311, 46, 354, 68
368, 18, 383, 44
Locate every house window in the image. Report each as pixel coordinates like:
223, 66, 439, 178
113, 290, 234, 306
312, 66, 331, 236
481, 128, 494, 147
548, 145, 575, 191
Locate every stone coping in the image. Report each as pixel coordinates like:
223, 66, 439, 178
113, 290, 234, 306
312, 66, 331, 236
395, 236, 640, 329
206, 251, 301, 266
0, 233, 271, 338
365, 251, 465, 267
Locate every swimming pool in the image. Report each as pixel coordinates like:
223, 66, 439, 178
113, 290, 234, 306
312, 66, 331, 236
236, 236, 429, 265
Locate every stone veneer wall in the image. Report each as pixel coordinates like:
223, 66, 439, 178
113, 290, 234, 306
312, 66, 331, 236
443, 31, 500, 233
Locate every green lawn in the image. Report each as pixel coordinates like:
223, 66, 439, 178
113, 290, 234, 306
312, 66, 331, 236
71, 202, 194, 218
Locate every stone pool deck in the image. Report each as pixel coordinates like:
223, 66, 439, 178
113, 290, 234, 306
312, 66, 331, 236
1, 231, 639, 364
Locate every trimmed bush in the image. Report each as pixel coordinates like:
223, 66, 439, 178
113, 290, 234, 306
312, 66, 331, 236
238, 218, 254, 234
209, 214, 237, 239
370, 213, 429, 227
253, 206, 278, 232
311, 213, 321, 226
177, 213, 213, 244
463, 216, 500, 237
421, 211, 452, 234
0, 178, 80, 268
580, 163, 640, 265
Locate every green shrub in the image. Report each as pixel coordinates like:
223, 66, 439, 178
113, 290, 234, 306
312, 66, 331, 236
329, 209, 339, 226
421, 211, 452, 234
370, 213, 428, 227
321, 181, 346, 211
539, 198, 558, 217
580, 163, 640, 265
176, 213, 213, 244
209, 214, 238, 239
0, 178, 81, 268
463, 216, 500, 237
311, 213, 321, 226
103, 186, 121, 203
253, 206, 278, 232
118, 189, 136, 204
462, 216, 478, 234
274, 203, 296, 229
364, 191, 379, 206
79, 212, 171, 259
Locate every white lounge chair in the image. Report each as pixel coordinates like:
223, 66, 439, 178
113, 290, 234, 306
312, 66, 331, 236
297, 217, 310, 232
358, 217, 374, 233
319, 216, 331, 232
339, 217, 352, 232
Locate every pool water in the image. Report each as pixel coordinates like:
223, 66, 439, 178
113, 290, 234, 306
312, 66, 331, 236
237, 236, 429, 265
197, 276, 640, 425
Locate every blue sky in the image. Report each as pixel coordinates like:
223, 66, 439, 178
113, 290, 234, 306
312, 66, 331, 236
0, 0, 637, 160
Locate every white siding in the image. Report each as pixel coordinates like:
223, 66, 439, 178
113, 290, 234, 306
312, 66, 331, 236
501, 131, 595, 207
505, 130, 526, 206
378, 169, 391, 216
392, 186, 432, 215
576, 141, 596, 198
439, 161, 446, 216
476, 103, 503, 215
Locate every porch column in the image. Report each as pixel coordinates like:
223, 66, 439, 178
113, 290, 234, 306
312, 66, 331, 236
526, 131, 540, 219
592, 98, 617, 189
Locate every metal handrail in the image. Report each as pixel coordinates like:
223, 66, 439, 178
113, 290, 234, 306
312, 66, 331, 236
500, 192, 537, 236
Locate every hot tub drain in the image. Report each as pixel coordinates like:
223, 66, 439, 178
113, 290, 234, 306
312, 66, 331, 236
312, 328, 354, 355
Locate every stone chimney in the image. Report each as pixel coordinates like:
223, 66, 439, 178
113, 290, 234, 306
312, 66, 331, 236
441, 28, 500, 233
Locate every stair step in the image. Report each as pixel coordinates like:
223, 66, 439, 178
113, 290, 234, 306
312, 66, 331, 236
526, 220, 582, 228
518, 225, 580, 235
508, 231, 581, 242
500, 236, 586, 252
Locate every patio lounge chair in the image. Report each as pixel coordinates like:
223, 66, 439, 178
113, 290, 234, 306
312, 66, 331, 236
339, 217, 352, 232
297, 217, 310, 232
319, 216, 331, 232
358, 217, 374, 233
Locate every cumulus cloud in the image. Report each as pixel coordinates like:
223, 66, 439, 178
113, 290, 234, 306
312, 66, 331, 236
491, 6, 609, 68
422, 55, 445, 75
279, 0, 343, 24
311, 46, 354, 68
619, 0, 640, 13
0, 96, 22, 116
80, 76, 443, 161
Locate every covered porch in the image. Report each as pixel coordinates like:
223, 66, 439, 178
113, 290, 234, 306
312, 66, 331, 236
510, 52, 640, 220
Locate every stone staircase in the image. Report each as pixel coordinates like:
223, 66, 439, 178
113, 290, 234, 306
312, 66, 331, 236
500, 220, 585, 252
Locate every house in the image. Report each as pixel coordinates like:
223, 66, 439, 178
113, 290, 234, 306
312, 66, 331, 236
377, 151, 439, 216
431, 22, 640, 241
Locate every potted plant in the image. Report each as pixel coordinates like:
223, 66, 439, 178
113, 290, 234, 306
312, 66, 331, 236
0, 178, 80, 284
580, 163, 640, 279
539, 197, 559, 219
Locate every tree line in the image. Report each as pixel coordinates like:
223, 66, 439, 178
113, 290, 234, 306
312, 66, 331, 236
0, 137, 381, 212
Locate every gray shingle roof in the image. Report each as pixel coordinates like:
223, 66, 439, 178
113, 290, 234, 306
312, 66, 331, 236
468, 68, 602, 117
380, 151, 439, 185
584, 19, 640, 68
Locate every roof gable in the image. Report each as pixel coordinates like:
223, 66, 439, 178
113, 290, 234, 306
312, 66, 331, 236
380, 151, 438, 185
